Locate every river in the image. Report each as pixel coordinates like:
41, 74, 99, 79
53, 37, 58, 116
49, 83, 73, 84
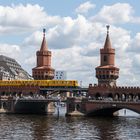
0, 108, 140, 140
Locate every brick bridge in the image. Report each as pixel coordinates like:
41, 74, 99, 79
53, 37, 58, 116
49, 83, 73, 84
66, 97, 140, 116
66, 84, 140, 116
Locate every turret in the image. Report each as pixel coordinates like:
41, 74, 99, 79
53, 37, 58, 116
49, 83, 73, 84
32, 29, 55, 80
95, 25, 119, 87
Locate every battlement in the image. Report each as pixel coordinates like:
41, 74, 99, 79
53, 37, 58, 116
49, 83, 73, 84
89, 83, 140, 91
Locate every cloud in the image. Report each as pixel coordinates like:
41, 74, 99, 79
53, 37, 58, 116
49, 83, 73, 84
127, 32, 140, 52
52, 46, 96, 85
23, 15, 96, 49
75, 1, 95, 14
80, 42, 101, 56
92, 3, 139, 24
0, 4, 61, 34
22, 31, 42, 47
0, 43, 21, 59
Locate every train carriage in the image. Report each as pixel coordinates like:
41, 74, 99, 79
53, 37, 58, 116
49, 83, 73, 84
0, 80, 79, 88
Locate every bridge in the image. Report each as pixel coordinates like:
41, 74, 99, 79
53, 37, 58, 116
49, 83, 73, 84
66, 97, 140, 116
66, 84, 140, 116
1, 84, 140, 116
0, 85, 88, 115
0, 96, 60, 114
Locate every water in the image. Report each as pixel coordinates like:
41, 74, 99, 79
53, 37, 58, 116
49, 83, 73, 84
0, 108, 140, 140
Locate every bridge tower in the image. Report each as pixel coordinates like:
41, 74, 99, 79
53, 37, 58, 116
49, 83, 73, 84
32, 29, 55, 80
95, 25, 119, 87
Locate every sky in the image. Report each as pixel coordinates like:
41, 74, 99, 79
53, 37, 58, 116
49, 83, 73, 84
0, 0, 140, 86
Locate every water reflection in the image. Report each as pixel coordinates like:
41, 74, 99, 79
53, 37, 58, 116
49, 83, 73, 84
0, 114, 140, 140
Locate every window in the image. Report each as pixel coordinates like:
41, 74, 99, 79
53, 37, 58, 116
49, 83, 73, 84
104, 55, 107, 62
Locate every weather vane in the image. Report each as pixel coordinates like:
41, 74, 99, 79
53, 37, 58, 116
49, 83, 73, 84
106, 25, 110, 34
43, 28, 46, 37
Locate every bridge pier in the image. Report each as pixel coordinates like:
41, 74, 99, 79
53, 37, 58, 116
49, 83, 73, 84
0, 96, 56, 114
66, 97, 85, 116
47, 102, 55, 114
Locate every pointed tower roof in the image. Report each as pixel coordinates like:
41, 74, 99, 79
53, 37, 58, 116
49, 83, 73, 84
40, 28, 48, 51
104, 25, 112, 49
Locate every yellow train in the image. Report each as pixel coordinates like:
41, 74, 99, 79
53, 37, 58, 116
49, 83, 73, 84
0, 80, 79, 87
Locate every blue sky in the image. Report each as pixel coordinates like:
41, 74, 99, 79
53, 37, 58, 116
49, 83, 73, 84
0, 0, 140, 86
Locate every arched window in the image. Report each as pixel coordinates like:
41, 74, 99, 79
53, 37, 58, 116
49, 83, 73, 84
104, 55, 107, 62
95, 93, 101, 100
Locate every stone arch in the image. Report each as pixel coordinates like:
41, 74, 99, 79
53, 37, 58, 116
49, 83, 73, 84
128, 93, 134, 101
87, 107, 121, 116
2, 102, 7, 109
107, 93, 113, 98
107, 93, 113, 101
132, 93, 139, 102
0, 91, 5, 96
29, 92, 33, 97
12, 92, 17, 96
114, 93, 120, 101
95, 93, 101, 100
137, 94, 140, 100
86, 106, 140, 116
76, 104, 80, 111
121, 93, 127, 101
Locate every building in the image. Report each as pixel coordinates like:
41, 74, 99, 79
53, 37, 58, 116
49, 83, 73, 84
0, 55, 31, 80
54, 70, 67, 80
32, 29, 55, 80
95, 25, 119, 87
66, 26, 140, 116
88, 26, 140, 102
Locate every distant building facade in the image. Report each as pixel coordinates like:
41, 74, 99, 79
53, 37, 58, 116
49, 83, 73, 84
0, 55, 32, 80
54, 71, 67, 80
32, 29, 55, 80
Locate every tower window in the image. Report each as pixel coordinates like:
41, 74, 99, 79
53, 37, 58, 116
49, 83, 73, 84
104, 55, 107, 62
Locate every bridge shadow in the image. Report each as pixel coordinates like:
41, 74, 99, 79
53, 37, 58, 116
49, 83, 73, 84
87, 107, 140, 117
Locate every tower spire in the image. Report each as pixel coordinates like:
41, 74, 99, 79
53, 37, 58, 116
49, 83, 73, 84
95, 25, 119, 87
32, 28, 55, 80
106, 25, 110, 34
40, 28, 48, 51
104, 25, 112, 49
43, 28, 46, 37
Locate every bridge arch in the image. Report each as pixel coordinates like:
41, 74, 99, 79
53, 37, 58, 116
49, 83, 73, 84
114, 93, 120, 101
86, 106, 140, 117
85, 97, 140, 116
95, 93, 101, 100
121, 93, 126, 101
128, 93, 134, 101
107, 93, 113, 98
0, 91, 5, 96
87, 107, 121, 116
137, 94, 140, 100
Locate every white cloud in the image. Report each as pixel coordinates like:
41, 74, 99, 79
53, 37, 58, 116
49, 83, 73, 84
93, 3, 133, 24
0, 43, 21, 59
23, 31, 42, 47
52, 46, 96, 85
0, 4, 61, 34
128, 33, 140, 52
75, 1, 95, 14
